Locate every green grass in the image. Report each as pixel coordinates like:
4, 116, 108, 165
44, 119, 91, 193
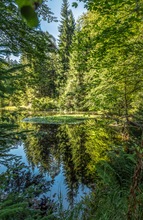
22, 115, 91, 124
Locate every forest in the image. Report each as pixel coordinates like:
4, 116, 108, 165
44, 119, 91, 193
0, 0, 143, 219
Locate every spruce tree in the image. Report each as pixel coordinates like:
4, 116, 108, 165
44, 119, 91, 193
58, 0, 75, 94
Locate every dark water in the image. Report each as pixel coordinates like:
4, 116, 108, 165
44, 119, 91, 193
0, 110, 123, 209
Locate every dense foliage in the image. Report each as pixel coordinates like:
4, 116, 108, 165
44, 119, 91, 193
0, 0, 143, 219
64, 0, 143, 115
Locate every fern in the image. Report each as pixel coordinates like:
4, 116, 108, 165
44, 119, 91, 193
80, 150, 143, 220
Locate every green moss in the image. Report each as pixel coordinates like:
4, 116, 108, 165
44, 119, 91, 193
22, 115, 91, 124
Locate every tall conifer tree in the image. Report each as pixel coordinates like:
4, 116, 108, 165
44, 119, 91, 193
58, 0, 75, 93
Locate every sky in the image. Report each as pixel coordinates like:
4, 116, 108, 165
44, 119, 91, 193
10, 0, 86, 61
40, 0, 86, 40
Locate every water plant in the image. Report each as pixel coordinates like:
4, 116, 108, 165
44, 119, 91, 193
22, 115, 91, 125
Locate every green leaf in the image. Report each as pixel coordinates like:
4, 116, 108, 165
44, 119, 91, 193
72, 2, 78, 8
15, 0, 43, 8
15, 0, 31, 8
20, 6, 39, 27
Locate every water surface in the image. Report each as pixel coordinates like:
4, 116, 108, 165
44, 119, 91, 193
0, 110, 120, 208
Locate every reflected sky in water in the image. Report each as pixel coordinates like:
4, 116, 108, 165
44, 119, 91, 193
1, 110, 119, 209
2, 143, 90, 209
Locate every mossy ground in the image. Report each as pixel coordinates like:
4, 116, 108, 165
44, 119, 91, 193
22, 115, 92, 124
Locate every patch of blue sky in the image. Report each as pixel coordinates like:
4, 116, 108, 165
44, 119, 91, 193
10, 0, 86, 61
40, 0, 86, 40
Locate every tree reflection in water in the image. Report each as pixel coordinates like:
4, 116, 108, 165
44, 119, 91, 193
1, 110, 118, 208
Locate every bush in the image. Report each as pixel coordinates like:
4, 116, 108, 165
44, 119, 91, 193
32, 97, 57, 111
